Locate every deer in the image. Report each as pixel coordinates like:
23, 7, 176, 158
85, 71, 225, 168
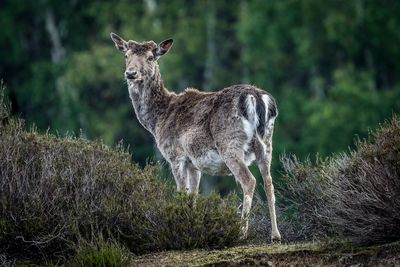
110, 32, 281, 242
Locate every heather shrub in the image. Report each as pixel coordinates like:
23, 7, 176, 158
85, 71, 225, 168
248, 157, 338, 243
325, 116, 400, 243
276, 156, 332, 241
116, 192, 241, 253
0, 254, 14, 267
246, 195, 275, 244
0, 88, 242, 262
274, 116, 400, 244
154, 193, 241, 250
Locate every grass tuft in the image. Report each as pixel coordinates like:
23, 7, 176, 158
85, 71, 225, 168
68, 237, 131, 267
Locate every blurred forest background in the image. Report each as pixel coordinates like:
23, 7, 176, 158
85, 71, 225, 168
1, 0, 400, 194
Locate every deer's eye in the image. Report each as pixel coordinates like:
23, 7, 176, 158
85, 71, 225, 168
148, 56, 154, 61
125, 54, 128, 59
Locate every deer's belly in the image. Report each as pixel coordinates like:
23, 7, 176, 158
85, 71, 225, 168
190, 150, 256, 176
190, 150, 231, 176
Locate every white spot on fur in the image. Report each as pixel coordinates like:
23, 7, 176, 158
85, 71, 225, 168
128, 81, 139, 96
262, 94, 270, 122
246, 95, 258, 128
242, 118, 256, 151
243, 143, 249, 152
242, 118, 254, 141
244, 152, 256, 166
242, 95, 258, 152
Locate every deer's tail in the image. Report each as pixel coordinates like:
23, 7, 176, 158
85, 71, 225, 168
240, 93, 278, 139
257, 93, 277, 138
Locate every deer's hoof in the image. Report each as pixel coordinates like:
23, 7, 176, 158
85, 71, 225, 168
271, 233, 281, 244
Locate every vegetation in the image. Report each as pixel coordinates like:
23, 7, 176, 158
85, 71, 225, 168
0, 88, 242, 263
132, 241, 400, 266
1, 1, 400, 193
326, 116, 400, 243
2, 85, 399, 264
1, 1, 400, 265
268, 115, 400, 244
69, 238, 131, 267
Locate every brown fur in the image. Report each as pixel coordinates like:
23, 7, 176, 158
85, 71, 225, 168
111, 33, 281, 241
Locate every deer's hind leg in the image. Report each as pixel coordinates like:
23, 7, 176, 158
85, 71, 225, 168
218, 148, 256, 238
255, 133, 281, 242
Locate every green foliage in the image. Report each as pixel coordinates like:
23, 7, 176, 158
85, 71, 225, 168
238, 0, 400, 185
0, 90, 242, 262
69, 238, 131, 267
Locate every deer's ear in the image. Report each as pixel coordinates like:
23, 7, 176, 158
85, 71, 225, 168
110, 32, 128, 52
156, 39, 173, 57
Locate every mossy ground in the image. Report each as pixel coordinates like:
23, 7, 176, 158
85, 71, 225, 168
132, 241, 400, 266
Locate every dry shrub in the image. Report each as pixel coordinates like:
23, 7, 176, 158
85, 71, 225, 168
0, 88, 242, 262
248, 157, 339, 243
149, 193, 241, 250
275, 115, 400, 244
326, 116, 400, 243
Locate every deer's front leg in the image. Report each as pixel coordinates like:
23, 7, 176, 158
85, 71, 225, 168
171, 160, 189, 192
186, 164, 201, 194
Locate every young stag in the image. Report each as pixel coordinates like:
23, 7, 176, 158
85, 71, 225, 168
110, 33, 281, 242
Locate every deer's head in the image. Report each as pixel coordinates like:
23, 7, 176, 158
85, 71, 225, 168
110, 32, 173, 82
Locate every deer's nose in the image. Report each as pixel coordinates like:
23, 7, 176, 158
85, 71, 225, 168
125, 70, 137, 79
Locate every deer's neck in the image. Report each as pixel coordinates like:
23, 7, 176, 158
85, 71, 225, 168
127, 68, 171, 135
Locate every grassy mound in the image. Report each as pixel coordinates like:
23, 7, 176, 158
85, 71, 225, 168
0, 88, 242, 263
275, 115, 400, 243
132, 240, 400, 266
